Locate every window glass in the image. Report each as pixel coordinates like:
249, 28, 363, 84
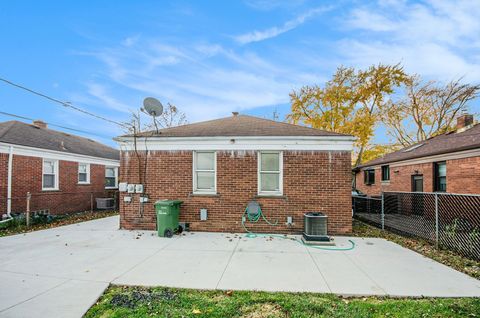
260, 173, 280, 191
78, 163, 89, 183
43, 175, 55, 188
105, 167, 117, 188
43, 161, 54, 174
434, 162, 446, 192
438, 163, 446, 177
381, 165, 390, 181
194, 152, 216, 193
259, 152, 282, 194
196, 171, 215, 190
364, 169, 375, 185
196, 152, 215, 170
43, 159, 57, 189
261, 153, 279, 171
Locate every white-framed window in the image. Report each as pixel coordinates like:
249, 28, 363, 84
42, 159, 59, 191
193, 151, 216, 194
78, 163, 90, 184
105, 166, 118, 189
258, 151, 283, 196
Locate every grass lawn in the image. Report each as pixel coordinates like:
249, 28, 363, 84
0, 210, 118, 237
352, 220, 480, 279
85, 285, 480, 318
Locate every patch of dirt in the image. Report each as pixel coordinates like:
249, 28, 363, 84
109, 287, 177, 309
240, 302, 287, 318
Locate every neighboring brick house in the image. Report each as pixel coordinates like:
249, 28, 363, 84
353, 114, 480, 196
0, 120, 120, 217
116, 113, 354, 234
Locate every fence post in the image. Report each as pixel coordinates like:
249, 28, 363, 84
26, 192, 31, 227
381, 192, 385, 230
435, 193, 439, 249
90, 193, 94, 213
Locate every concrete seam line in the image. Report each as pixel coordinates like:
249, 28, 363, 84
342, 248, 388, 295
111, 236, 180, 282
306, 247, 332, 293
215, 236, 241, 289
0, 279, 72, 313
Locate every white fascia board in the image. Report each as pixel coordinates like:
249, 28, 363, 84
359, 147, 480, 170
0, 142, 120, 166
116, 136, 355, 151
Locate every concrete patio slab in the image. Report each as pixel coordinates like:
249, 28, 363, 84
0, 215, 479, 318
218, 250, 330, 292
114, 249, 234, 289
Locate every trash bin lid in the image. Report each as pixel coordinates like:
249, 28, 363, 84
154, 199, 183, 206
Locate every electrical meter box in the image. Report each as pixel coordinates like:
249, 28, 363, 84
127, 184, 135, 193
135, 184, 144, 193
119, 182, 128, 192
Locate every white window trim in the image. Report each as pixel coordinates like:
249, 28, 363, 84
193, 151, 217, 195
42, 159, 59, 191
105, 166, 119, 189
78, 163, 91, 184
257, 151, 283, 196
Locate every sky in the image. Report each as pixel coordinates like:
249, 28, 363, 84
1, 0, 479, 146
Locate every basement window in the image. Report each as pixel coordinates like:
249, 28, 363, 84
105, 167, 118, 189
364, 169, 375, 185
193, 151, 216, 194
78, 163, 90, 184
258, 151, 283, 196
42, 159, 59, 191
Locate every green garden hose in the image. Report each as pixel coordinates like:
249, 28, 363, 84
241, 209, 356, 251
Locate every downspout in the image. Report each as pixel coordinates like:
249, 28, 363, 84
6, 145, 13, 218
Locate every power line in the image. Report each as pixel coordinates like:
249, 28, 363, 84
0, 77, 130, 129
0, 110, 115, 140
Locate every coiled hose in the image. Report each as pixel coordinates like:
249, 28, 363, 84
241, 208, 355, 251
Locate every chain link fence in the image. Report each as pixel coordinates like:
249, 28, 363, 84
353, 191, 480, 261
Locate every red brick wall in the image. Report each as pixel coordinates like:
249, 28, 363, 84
1, 154, 114, 215
119, 150, 352, 234
354, 155, 480, 196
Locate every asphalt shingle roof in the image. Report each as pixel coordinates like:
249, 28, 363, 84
0, 121, 119, 160
120, 114, 351, 138
356, 124, 480, 169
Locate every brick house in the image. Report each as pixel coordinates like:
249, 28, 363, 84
353, 114, 480, 196
0, 120, 120, 217
116, 113, 354, 234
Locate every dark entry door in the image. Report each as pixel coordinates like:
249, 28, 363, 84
411, 175, 424, 215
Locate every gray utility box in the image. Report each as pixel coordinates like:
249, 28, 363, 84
96, 198, 115, 210
303, 212, 329, 241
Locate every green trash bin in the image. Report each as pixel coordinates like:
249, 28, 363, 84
154, 200, 183, 238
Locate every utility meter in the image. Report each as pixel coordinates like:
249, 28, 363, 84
127, 184, 135, 193
119, 182, 128, 192
135, 184, 144, 193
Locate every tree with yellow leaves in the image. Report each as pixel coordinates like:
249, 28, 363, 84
289, 63, 410, 166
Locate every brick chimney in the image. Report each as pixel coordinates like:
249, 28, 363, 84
457, 114, 474, 130
32, 120, 47, 129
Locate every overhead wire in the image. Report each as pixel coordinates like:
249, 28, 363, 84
0, 110, 115, 140
0, 77, 130, 129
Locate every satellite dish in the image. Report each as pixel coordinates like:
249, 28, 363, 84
143, 97, 163, 117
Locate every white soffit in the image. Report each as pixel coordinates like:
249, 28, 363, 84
116, 136, 355, 151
